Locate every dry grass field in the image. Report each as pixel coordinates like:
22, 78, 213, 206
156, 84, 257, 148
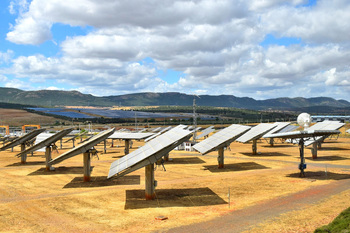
0, 109, 61, 126
0, 128, 350, 232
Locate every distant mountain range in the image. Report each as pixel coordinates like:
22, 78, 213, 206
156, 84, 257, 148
1, 87, 349, 112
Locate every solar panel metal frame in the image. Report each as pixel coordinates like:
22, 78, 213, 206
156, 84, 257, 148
108, 127, 192, 179
193, 124, 251, 155
16, 128, 74, 157
49, 128, 115, 165
236, 123, 277, 143
0, 128, 46, 151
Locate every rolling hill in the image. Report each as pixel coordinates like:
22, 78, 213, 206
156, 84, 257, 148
0, 87, 349, 112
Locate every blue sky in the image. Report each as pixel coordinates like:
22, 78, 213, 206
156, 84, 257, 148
1, 0, 350, 101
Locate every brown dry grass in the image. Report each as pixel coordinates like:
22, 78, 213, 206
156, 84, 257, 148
0, 132, 349, 232
0, 109, 61, 126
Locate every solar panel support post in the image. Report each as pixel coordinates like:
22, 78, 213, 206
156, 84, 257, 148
20, 143, 26, 164
317, 141, 322, 149
164, 153, 169, 161
252, 139, 257, 155
111, 139, 114, 147
124, 139, 130, 155
269, 138, 274, 147
83, 151, 91, 182
298, 139, 306, 177
311, 142, 318, 159
145, 163, 155, 200
72, 138, 75, 148
218, 147, 224, 168
60, 139, 63, 149
45, 146, 52, 171
104, 140, 107, 154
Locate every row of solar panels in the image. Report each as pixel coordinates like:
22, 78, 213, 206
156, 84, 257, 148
0, 121, 345, 181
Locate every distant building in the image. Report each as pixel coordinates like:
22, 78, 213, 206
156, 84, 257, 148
312, 115, 350, 123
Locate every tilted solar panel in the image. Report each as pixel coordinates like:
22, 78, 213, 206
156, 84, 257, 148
49, 128, 115, 165
108, 127, 192, 178
263, 122, 290, 137
193, 124, 251, 155
236, 123, 277, 143
108, 132, 154, 140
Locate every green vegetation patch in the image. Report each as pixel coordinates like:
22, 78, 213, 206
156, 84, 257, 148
315, 207, 350, 233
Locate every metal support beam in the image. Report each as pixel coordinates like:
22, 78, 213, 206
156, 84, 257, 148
104, 139, 107, 154
45, 146, 52, 171
164, 153, 169, 161
20, 143, 26, 164
311, 143, 318, 159
145, 163, 155, 200
72, 138, 75, 148
111, 139, 114, 147
298, 139, 306, 177
83, 152, 91, 182
252, 139, 257, 155
269, 138, 274, 147
124, 139, 130, 155
218, 147, 224, 168
60, 139, 63, 149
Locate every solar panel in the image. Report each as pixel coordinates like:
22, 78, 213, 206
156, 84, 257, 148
49, 128, 115, 165
236, 123, 277, 143
34, 132, 55, 152
0, 128, 46, 151
16, 128, 74, 157
278, 124, 298, 133
193, 124, 251, 155
307, 121, 342, 130
264, 129, 341, 176
108, 127, 192, 179
144, 126, 173, 142
263, 122, 290, 138
108, 132, 154, 140
264, 130, 341, 139
195, 126, 215, 140
151, 127, 162, 132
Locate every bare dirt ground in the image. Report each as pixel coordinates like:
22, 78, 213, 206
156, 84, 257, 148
0, 129, 349, 232
0, 109, 61, 126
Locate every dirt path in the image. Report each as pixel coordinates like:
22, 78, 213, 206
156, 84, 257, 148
167, 178, 350, 233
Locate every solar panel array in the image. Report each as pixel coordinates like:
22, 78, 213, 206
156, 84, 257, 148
303, 121, 344, 146
195, 126, 215, 140
0, 128, 46, 151
16, 128, 74, 157
108, 127, 192, 179
193, 124, 251, 155
49, 128, 115, 165
108, 132, 154, 140
236, 123, 277, 143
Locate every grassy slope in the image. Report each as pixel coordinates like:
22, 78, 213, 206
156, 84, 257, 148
315, 207, 350, 232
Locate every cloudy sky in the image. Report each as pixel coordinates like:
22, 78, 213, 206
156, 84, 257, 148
0, 0, 350, 100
